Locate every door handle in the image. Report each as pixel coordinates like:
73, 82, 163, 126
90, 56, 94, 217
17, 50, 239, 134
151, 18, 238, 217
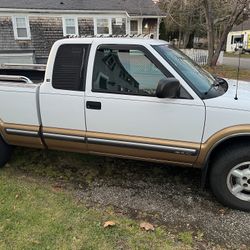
86, 101, 102, 110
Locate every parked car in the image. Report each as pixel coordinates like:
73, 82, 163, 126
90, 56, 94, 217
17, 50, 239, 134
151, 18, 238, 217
0, 38, 250, 211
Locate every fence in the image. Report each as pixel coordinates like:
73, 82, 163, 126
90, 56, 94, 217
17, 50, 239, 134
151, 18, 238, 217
181, 49, 224, 65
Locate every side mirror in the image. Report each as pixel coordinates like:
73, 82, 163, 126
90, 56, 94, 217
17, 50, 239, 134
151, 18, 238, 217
156, 78, 180, 98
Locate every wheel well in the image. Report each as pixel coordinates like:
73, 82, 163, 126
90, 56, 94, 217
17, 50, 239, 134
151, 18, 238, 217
201, 135, 250, 188
0, 133, 8, 144
0, 133, 4, 142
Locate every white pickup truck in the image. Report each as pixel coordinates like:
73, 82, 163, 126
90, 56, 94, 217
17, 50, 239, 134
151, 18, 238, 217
0, 38, 250, 211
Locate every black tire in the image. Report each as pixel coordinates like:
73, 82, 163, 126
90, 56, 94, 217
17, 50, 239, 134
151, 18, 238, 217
209, 143, 250, 212
0, 136, 12, 168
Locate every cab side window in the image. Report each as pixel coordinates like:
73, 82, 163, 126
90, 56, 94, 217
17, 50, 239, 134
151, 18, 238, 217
92, 45, 191, 99
92, 46, 172, 96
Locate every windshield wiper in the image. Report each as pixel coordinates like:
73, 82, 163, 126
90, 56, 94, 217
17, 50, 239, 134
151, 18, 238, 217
204, 77, 228, 96
204, 82, 220, 96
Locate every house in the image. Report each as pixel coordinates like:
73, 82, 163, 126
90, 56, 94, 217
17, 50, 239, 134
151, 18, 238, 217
0, 0, 164, 64
226, 19, 250, 52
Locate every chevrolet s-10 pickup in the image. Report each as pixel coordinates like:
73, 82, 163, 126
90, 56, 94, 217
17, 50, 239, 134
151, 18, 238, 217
0, 37, 250, 211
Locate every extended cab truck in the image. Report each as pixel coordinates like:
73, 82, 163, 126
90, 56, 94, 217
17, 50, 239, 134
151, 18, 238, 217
1, 38, 250, 211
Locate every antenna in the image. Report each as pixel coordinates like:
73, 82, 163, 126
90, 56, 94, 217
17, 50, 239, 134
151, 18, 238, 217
234, 45, 241, 100
234, 9, 247, 100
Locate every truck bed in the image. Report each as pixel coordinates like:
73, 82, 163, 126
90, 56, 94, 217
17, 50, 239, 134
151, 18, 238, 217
0, 63, 45, 83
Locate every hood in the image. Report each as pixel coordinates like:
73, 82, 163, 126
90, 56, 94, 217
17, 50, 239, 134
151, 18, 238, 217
204, 78, 250, 112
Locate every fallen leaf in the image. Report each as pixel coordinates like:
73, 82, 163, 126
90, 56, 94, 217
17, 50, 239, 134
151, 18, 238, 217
52, 188, 61, 192
31, 240, 40, 244
103, 221, 116, 228
140, 222, 155, 231
219, 209, 225, 215
52, 183, 63, 192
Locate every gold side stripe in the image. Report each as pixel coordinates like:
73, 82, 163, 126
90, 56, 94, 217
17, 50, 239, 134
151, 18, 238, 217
196, 125, 250, 166
43, 127, 86, 137
2, 123, 250, 168
0, 121, 43, 149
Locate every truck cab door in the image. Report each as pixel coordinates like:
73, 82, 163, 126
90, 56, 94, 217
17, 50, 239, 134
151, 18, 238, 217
85, 42, 205, 166
39, 43, 90, 153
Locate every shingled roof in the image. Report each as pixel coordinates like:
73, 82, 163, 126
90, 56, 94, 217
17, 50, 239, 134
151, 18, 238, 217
232, 19, 250, 31
0, 0, 164, 16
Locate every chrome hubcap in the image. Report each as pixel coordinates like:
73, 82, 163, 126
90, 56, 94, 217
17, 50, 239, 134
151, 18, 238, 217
227, 162, 250, 202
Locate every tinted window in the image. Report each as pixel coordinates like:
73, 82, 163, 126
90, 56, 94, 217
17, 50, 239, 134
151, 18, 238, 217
52, 44, 89, 91
92, 46, 170, 96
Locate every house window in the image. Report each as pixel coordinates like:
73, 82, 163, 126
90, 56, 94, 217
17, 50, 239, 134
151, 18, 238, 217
130, 20, 138, 35
96, 18, 110, 35
12, 16, 30, 40
63, 17, 79, 36
231, 35, 244, 44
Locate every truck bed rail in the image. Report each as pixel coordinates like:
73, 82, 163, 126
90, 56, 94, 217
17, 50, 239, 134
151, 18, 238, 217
0, 75, 33, 84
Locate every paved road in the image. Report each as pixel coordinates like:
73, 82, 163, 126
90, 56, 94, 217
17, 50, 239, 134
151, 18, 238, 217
223, 56, 250, 69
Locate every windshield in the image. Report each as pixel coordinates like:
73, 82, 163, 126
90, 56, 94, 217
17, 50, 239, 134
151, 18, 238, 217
153, 44, 220, 99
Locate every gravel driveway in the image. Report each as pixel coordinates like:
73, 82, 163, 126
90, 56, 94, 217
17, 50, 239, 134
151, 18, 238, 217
73, 158, 250, 249
11, 149, 250, 249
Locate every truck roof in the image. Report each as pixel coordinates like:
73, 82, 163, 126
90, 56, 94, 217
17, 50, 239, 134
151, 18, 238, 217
55, 37, 169, 46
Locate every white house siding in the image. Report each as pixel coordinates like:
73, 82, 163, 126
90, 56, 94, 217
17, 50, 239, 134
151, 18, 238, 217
226, 30, 250, 52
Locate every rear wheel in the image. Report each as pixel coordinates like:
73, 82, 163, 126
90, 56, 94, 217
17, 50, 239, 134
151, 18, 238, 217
209, 144, 250, 212
0, 136, 12, 168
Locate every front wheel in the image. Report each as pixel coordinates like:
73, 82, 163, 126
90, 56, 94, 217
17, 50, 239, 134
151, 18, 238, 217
0, 136, 12, 168
209, 144, 250, 212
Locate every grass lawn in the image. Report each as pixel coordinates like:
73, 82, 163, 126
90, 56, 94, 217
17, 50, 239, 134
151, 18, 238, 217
0, 152, 194, 250
204, 65, 250, 82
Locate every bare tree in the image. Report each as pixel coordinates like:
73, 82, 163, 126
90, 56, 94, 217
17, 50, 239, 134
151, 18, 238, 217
159, 0, 204, 48
203, 0, 250, 66
159, 0, 250, 66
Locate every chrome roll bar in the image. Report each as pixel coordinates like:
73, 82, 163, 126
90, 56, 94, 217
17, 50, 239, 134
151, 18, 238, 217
0, 75, 33, 84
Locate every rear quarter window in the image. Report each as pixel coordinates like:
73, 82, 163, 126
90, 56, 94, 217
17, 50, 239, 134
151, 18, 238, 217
52, 44, 90, 91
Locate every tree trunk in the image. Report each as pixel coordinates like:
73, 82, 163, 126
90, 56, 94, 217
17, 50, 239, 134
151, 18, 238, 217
178, 29, 182, 48
211, 26, 231, 66
183, 32, 191, 48
187, 33, 195, 48
203, 0, 215, 66
210, 2, 247, 66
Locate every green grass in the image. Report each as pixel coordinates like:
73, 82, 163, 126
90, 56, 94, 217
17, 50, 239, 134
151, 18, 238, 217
0, 158, 192, 250
178, 232, 193, 245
